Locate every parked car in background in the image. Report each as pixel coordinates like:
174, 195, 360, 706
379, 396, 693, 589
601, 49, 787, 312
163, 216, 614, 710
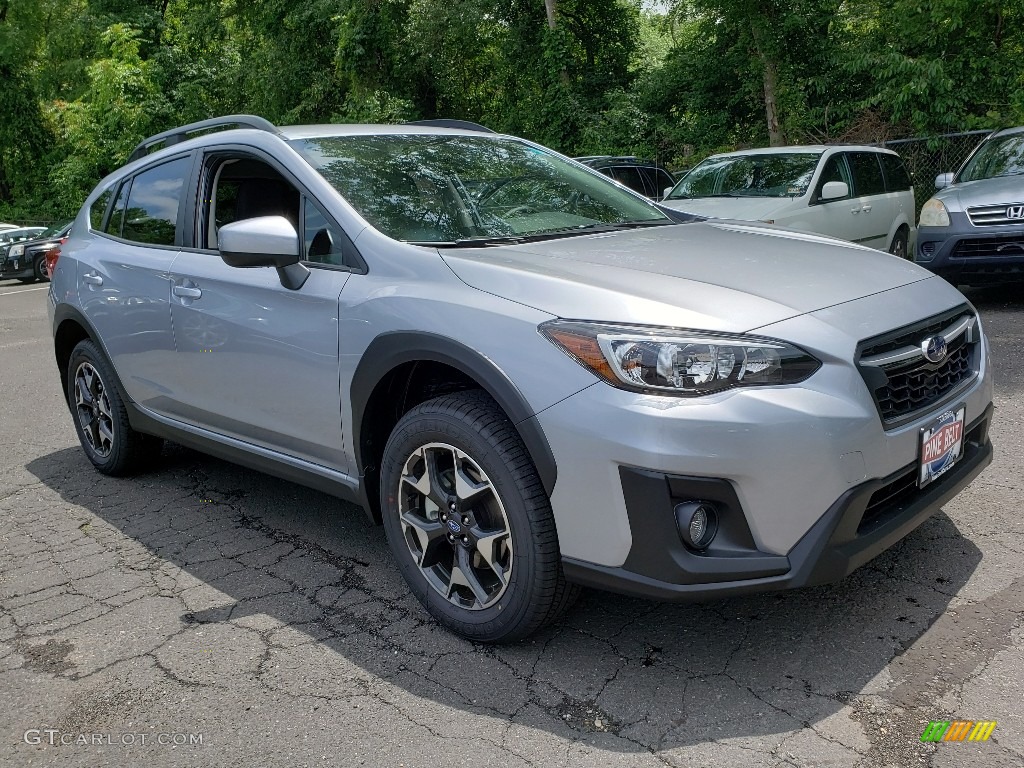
661, 146, 917, 257
574, 156, 675, 201
916, 126, 1024, 285
0, 221, 71, 283
0, 226, 47, 266
1, 223, 19, 231
50, 116, 992, 642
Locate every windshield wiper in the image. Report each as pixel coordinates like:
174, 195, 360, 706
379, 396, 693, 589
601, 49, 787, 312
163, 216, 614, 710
428, 220, 673, 248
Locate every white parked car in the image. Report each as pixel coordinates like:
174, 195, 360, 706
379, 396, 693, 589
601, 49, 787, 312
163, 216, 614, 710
661, 146, 917, 258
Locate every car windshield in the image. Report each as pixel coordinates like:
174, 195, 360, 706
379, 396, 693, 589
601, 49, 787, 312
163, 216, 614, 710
290, 134, 669, 244
958, 133, 1024, 182
666, 152, 822, 200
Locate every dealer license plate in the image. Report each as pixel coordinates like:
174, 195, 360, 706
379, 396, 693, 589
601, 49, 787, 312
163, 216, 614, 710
919, 405, 966, 487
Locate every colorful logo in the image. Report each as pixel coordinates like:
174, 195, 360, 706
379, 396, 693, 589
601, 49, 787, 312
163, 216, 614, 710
920, 721, 997, 742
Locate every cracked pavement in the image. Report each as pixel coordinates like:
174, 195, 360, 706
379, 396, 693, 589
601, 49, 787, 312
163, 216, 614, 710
1, 279, 1022, 767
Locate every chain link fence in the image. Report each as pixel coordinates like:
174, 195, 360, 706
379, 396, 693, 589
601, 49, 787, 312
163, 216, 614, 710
882, 130, 992, 218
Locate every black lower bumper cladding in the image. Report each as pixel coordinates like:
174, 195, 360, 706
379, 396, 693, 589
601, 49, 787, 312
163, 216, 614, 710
563, 405, 994, 601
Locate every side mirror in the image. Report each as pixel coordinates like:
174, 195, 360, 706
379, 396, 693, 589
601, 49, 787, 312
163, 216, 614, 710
820, 181, 849, 201
935, 172, 954, 190
218, 215, 309, 290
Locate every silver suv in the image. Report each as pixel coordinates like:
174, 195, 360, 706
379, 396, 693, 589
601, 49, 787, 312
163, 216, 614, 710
917, 126, 1024, 284
49, 116, 994, 642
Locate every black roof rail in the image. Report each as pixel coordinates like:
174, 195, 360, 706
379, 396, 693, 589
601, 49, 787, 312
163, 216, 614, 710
405, 119, 495, 133
127, 115, 280, 163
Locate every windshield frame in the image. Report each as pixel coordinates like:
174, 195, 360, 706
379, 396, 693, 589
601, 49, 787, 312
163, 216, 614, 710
289, 132, 673, 246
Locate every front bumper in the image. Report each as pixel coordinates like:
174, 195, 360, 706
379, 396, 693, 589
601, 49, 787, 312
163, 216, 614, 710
562, 406, 992, 600
916, 213, 1024, 283
0, 250, 35, 280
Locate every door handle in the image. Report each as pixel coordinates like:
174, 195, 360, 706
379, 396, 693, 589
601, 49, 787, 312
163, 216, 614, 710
862, 205, 872, 213
83, 272, 103, 286
850, 208, 860, 215
173, 285, 202, 299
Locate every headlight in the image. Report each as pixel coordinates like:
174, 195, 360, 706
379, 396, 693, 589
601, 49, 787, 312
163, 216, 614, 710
919, 198, 951, 227
9, 244, 24, 257
540, 320, 821, 396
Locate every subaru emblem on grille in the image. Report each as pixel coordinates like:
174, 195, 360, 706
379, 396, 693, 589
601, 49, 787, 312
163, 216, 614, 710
921, 335, 948, 363
1007, 205, 1024, 220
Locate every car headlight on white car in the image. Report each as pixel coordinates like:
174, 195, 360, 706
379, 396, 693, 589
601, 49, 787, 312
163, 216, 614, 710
9, 244, 24, 258
541, 321, 821, 396
919, 198, 951, 227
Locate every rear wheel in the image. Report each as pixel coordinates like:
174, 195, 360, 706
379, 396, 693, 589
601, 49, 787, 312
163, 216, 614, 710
380, 391, 578, 642
68, 340, 163, 475
888, 228, 909, 259
33, 255, 49, 282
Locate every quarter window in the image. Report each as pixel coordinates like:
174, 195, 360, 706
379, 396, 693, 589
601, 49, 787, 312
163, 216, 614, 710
121, 156, 191, 246
849, 153, 886, 197
303, 198, 347, 266
89, 187, 113, 231
106, 181, 131, 237
880, 154, 912, 192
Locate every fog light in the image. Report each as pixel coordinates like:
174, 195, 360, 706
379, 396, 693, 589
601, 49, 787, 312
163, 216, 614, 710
674, 501, 718, 550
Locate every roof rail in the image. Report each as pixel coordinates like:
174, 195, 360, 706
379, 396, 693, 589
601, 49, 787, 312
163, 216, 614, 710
127, 115, 280, 163
405, 119, 495, 133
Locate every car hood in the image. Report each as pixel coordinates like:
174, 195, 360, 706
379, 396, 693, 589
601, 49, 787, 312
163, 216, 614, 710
439, 221, 933, 333
936, 174, 1024, 209
660, 196, 793, 221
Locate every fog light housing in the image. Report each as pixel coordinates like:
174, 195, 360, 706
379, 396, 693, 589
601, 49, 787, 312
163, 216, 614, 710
674, 501, 718, 550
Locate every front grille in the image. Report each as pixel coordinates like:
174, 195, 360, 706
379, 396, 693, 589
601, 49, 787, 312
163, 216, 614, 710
953, 237, 1024, 258
967, 202, 1024, 226
857, 307, 978, 427
875, 344, 971, 421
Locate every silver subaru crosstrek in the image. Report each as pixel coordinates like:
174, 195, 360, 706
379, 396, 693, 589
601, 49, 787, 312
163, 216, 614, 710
49, 116, 994, 642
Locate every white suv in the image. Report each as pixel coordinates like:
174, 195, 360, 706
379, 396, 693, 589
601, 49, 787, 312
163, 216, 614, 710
661, 146, 917, 258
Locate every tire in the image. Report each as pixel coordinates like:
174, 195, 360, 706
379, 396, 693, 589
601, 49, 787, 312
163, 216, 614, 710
33, 255, 49, 282
888, 228, 909, 260
380, 390, 578, 642
67, 339, 163, 475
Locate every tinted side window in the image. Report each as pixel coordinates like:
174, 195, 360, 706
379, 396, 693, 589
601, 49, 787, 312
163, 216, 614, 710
610, 166, 649, 196
121, 157, 190, 246
106, 180, 132, 237
880, 154, 912, 192
849, 152, 886, 196
654, 169, 675, 192
89, 188, 113, 230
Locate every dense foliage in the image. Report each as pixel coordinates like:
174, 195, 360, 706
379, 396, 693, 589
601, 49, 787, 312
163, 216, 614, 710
0, 0, 1021, 221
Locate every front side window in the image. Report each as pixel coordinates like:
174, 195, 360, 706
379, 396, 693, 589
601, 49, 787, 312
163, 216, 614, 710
289, 134, 668, 245
666, 152, 822, 200
815, 155, 853, 201
121, 156, 191, 246
958, 133, 1024, 182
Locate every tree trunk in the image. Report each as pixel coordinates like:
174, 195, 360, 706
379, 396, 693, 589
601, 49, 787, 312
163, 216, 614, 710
750, 23, 785, 147
544, 0, 557, 30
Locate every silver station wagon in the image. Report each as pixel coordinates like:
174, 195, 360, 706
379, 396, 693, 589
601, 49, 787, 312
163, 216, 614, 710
49, 116, 993, 642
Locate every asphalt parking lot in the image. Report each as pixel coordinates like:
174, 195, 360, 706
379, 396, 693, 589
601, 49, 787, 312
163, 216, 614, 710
0, 277, 1021, 768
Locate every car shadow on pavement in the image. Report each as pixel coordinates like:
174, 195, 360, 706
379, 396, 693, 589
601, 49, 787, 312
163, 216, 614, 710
25, 442, 982, 757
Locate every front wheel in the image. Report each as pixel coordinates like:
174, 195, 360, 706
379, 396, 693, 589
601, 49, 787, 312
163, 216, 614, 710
380, 391, 578, 642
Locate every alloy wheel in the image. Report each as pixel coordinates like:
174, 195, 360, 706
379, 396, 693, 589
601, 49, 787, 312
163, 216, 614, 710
397, 442, 513, 610
74, 362, 114, 457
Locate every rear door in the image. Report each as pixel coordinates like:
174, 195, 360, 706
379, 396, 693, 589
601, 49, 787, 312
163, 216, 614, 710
164, 148, 354, 469
79, 154, 192, 412
847, 151, 893, 249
